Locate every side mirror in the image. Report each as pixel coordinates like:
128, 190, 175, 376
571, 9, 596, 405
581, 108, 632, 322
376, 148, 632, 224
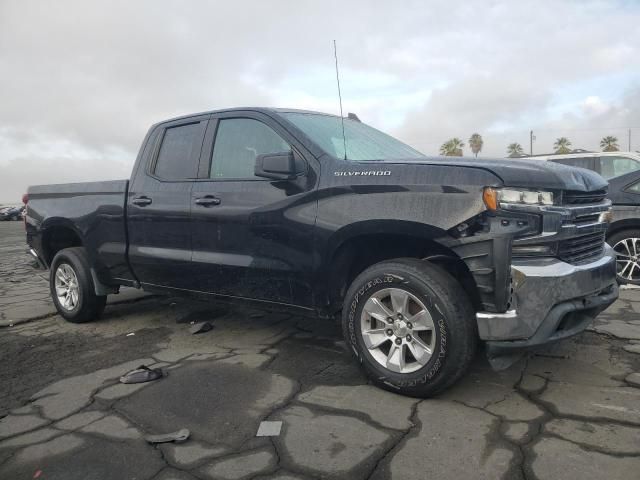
255, 151, 299, 181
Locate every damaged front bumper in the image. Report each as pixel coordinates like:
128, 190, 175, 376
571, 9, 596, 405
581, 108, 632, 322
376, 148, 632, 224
476, 243, 618, 358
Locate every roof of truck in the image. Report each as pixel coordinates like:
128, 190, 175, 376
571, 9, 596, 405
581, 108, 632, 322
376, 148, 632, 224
156, 107, 338, 125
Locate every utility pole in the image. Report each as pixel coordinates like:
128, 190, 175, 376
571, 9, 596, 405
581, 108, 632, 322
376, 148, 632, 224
530, 130, 535, 155
629, 128, 632, 151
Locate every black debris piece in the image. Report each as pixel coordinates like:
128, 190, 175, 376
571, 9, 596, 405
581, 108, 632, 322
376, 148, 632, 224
189, 321, 213, 335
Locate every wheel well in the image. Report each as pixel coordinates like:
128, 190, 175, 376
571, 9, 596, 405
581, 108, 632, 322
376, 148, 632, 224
607, 221, 640, 239
42, 226, 83, 266
326, 233, 480, 314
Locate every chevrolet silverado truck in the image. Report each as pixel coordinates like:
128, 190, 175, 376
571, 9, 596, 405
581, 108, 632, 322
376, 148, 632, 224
25, 108, 618, 397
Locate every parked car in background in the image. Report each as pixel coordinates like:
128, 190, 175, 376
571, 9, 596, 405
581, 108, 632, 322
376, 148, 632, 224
604, 170, 640, 285
524, 151, 640, 180
524, 152, 640, 285
0, 206, 25, 221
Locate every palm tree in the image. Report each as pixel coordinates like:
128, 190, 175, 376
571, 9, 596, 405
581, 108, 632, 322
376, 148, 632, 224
439, 138, 464, 156
600, 136, 619, 152
469, 133, 483, 158
554, 137, 572, 154
507, 143, 524, 157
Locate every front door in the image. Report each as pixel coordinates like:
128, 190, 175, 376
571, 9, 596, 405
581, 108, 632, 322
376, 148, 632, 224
127, 116, 208, 289
190, 112, 318, 307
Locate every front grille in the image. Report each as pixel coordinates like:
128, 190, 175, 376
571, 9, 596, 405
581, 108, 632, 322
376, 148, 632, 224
562, 190, 607, 205
558, 231, 605, 264
572, 213, 600, 226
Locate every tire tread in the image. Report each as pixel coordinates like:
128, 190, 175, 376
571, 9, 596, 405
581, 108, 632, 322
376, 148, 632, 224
50, 247, 107, 323
342, 257, 477, 397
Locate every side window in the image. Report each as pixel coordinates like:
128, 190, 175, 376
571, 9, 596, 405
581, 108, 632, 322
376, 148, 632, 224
153, 122, 204, 180
551, 157, 594, 171
599, 156, 640, 180
210, 118, 291, 179
625, 180, 640, 194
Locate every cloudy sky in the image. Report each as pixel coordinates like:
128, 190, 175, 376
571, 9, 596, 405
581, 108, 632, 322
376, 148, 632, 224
1, 0, 640, 202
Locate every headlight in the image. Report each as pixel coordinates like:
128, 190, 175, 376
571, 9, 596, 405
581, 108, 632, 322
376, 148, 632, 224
483, 187, 554, 211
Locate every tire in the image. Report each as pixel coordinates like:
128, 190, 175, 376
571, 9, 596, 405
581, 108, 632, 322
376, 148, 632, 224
342, 258, 477, 397
607, 229, 640, 286
49, 247, 107, 323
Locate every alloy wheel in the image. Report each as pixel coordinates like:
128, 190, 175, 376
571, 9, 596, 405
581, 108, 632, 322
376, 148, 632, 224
613, 237, 640, 282
360, 287, 436, 374
54, 263, 80, 311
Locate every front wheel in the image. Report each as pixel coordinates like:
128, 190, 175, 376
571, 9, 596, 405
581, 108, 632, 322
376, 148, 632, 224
50, 247, 107, 323
342, 258, 477, 397
607, 229, 640, 285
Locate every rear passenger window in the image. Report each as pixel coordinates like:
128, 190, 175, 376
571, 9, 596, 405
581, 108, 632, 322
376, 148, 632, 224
154, 122, 204, 180
210, 118, 291, 179
599, 156, 640, 180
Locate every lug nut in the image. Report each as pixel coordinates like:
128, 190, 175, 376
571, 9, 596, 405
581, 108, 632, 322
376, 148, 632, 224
397, 313, 403, 320
406, 334, 412, 342
387, 317, 394, 324
407, 322, 413, 329
386, 329, 393, 336
395, 338, 402, 345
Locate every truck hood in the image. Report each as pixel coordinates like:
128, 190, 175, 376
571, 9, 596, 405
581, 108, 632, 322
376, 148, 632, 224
371, 156, 607, 192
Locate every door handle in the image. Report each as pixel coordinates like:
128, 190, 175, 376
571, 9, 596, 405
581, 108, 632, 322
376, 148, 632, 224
194, 196, 221, 206
132, 196, 152, 206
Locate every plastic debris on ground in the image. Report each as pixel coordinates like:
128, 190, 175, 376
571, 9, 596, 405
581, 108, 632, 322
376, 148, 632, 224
120, 365, 165, 384
256, 421, 283, 437
145, 428, 190, 444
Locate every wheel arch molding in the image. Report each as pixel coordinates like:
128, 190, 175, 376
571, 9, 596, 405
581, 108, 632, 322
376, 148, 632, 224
318, 220, 481, 314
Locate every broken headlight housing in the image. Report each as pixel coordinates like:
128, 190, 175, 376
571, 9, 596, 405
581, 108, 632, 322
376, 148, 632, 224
483, 187, 554, 210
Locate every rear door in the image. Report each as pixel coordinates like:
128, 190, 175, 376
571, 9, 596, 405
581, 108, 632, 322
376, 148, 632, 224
609, 172, 640, 204
189, 111, 318, 307
127, 115, 209, 289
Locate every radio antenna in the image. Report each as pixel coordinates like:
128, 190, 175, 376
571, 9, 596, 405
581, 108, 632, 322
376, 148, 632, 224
333, 40, 347, 160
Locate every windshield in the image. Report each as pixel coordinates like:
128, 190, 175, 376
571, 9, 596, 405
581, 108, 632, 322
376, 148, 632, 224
281, 112, 425, 161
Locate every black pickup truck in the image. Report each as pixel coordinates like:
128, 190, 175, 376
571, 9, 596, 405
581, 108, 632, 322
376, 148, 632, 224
25, 108, 618, 396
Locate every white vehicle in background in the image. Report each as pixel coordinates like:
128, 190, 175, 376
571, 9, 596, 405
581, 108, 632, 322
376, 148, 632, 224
522, 151, 640, 180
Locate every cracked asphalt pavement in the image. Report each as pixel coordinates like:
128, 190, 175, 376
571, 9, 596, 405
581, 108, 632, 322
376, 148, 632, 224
1, 221, 640, 480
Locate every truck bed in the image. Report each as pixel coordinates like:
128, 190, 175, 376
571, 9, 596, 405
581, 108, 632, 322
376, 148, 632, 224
26, 180, 131, 285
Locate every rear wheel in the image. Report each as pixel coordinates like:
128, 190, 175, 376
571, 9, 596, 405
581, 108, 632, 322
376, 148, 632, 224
50, 247, 107, 323
607, 229, 640, 285
342, 258, 477, 397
